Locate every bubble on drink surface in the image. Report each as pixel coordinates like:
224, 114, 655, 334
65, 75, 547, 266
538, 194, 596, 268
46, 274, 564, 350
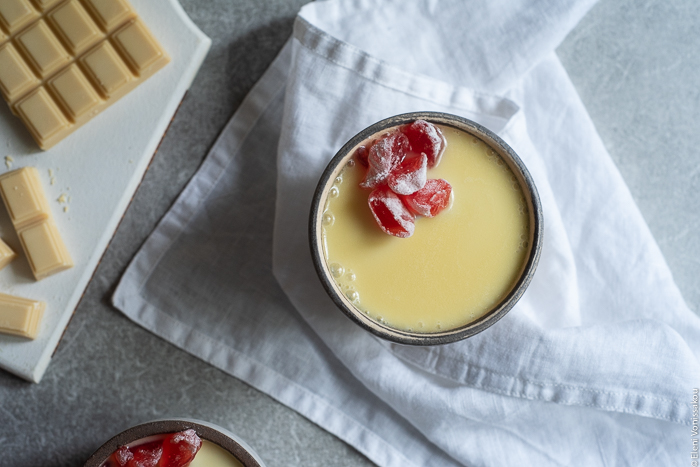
418, 321, 424, 328
329, 186, 340, 198
346, 290, 359, 302
330, 263, 344, 278
472, 137, 479, 144
347, 159, 356, 168
346, 271, 356, 281
322, 212, 335, 226
335, 175, 343, 184
436, 322, 442, 330
521, 234, 527, 240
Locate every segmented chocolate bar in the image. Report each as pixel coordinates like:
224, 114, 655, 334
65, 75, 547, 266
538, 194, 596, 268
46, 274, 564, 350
0, 0, 169, 149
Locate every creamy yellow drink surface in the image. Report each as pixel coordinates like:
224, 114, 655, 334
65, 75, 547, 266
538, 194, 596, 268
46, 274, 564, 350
322, 125, 530, 332
190, 440, 244, 467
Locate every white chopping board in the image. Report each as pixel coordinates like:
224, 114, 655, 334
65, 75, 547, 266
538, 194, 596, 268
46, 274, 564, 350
0, 0, 211, 383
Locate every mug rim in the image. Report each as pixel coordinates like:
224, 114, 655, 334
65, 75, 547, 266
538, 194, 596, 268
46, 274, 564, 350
309, 111, 543, 345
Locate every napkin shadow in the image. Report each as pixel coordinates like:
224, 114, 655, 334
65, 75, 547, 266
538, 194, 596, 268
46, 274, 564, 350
224, 17, 297, 111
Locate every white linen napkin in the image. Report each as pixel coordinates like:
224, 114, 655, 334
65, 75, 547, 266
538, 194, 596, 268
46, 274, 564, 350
113, 1, 700, 465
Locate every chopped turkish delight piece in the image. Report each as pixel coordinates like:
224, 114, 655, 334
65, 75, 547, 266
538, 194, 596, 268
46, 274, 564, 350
360, 131, 409, 189
110, 446, 134, 467
402, 178, 452, 218
160, 429, 202, 467
125, 440, 163, 467
401, 120, 446, 168
388, 153, 427, 195
368, 186, 415, 238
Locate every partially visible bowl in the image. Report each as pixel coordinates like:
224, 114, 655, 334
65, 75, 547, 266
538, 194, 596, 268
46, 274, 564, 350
83, 418, 265, 467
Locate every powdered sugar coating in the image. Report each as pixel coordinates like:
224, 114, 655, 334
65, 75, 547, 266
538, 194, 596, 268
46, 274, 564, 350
160, 429, 202, 467
112, 446, 134, 466
360, 131, 409, 189
124, 441, 162, 467
402, 178, 452, 217
388, 153, 427, 195
401, 120, 446, 168
368, 186, 415, 237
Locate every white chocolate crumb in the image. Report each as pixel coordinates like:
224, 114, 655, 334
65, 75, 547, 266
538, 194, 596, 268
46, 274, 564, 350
48, 169, 53, 177
57, 194, 67, 204
4, 156, 13, 169
50, 177, 55, 185
63, 206, 69, 213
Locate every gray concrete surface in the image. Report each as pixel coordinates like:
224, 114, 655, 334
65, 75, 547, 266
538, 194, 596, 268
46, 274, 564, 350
0, 0, 697, 466
557, 0, 700, 316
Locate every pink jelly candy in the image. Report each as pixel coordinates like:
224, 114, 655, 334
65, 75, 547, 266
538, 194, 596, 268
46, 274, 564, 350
159, 429, 202, 467
402, 179, 452, 217
368, 186, 415, 237
360, 131, 409, 189
110, 446, 134, 467
388, 153, 427, 195
401, 120, 446, 168
123, 440, 163, 467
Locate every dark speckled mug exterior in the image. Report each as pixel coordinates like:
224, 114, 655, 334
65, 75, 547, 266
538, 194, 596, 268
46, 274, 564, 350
309, 112, 543, 346
83, 418, 265, 467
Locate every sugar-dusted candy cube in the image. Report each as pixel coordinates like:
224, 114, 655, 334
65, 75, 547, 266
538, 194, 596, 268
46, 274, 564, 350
388, 153, 427, 195
368, 186, 415, 238
401, 120, 446, 168
360, 131, 409, 189
401, 178, 452, 218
